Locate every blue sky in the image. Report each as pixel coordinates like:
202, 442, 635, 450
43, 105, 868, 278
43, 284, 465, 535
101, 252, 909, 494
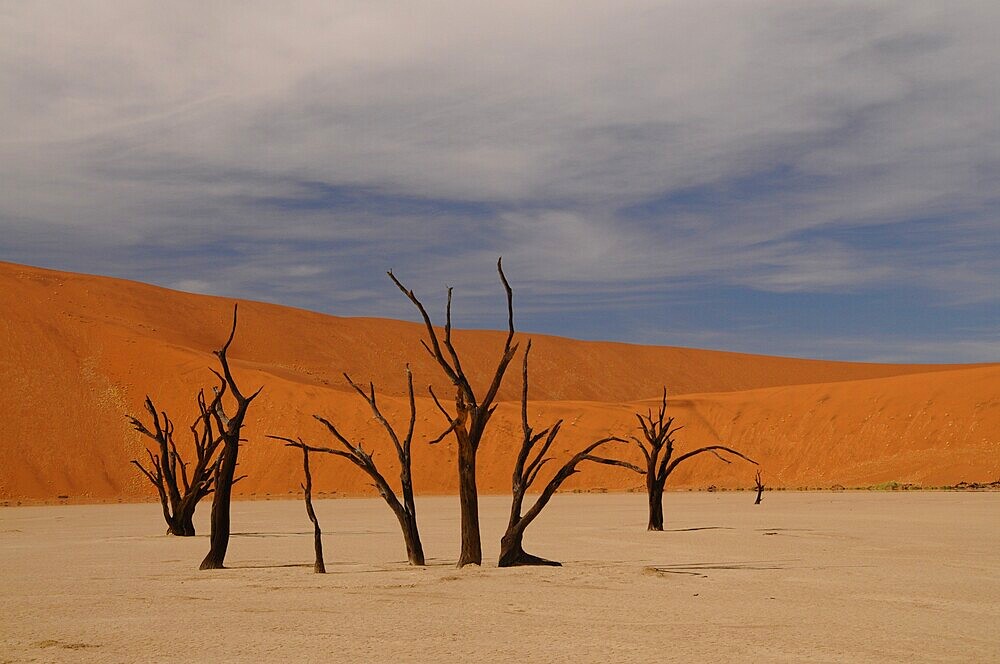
1, 1, 997, 362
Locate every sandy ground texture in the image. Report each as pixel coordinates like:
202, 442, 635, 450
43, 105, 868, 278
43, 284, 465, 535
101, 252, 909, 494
1, 492, 998, 663
2, 260, 998, 502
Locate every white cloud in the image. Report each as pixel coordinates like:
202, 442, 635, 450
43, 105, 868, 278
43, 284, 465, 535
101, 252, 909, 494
170, 278, 212, 295
0, 1, 997, 360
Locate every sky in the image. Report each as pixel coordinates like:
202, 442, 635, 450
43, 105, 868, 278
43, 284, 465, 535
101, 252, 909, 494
1, 1, 997, 363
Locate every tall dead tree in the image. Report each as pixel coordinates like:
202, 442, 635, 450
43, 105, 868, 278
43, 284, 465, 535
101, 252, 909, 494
270, 366, 426, 566
129, 389, 224, 536
499, 341, 625, 567
199, 304, 262, 570
389, 258, 518, 567
607, 388, 757, 530
754, 469, 765, 505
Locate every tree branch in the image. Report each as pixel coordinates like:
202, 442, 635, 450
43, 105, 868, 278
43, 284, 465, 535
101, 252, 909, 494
661, 445, 758, 483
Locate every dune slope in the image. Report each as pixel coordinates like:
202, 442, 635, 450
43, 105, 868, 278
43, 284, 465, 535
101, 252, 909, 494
0, 260, 996, 502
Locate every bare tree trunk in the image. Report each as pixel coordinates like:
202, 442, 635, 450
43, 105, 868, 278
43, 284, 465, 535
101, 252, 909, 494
647, 481, 665, 531
299, 446, 325, 573
174, 488, 208, 537
457, 441, 481, 567
499, 524, 560, 567
164, 519, 183, 536
200, 443, 237, 570
398, 447, 425, 565
754, 469, 764, 505
400, 516, 424, 566
178, 510, 196, 537
384, 502, 425, 566
311, 518, 325, 573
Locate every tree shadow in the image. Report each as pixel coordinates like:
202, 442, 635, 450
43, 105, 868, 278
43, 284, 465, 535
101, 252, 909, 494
228, 559, 455, 572
646, 559, 799, 578
227, 562, 314, 569
645, 559, 871, 578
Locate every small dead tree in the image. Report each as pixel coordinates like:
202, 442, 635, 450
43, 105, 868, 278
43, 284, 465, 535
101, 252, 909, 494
295, 443, 326, 573
389, 258, 518, 567
754, 469, 765, 505
129, 389, 224, 536
499, 341, 626, 567
607, 388, 757, 530
270, 367, 426, 566
199, 304, 262, 570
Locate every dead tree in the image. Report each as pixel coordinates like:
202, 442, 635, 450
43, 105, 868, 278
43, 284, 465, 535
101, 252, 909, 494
389, 258, 518, 567
754, 469, 765, 505
296, 443, 326, 573
606, 388, 757, 530
269, 439, 325, 572
499, 341, 625, 567
199, 304, 262, 570
128, 389, 224, 536
270, 366, 426, 566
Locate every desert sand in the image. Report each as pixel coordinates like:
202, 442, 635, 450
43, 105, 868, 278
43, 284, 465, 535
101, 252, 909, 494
1, 492, 998, 662
2, 261, 998, 661
1, 260, 997, 504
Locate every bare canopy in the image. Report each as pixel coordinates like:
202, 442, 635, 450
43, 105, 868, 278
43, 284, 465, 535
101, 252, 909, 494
270, 367, 426, 566
388, 258, 518, 567
602, 388, 757, 530
128, 389, 225, 536
499, 340, 626, 566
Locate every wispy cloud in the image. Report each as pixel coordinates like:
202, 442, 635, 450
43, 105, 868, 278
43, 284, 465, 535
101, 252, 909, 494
0, 1, 997, 362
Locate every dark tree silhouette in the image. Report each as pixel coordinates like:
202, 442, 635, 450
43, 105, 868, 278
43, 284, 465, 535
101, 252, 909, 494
388, 258, 518, 567
499, 341, 626, 567
754, 469, 765, 505
199, 304, 262, 570
270, 367, 426, 566
606, 389, 757, 530
291, 443, 326, 573
128, 389, 224, 536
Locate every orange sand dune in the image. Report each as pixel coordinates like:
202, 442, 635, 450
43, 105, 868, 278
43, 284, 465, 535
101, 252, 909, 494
0, 260, 996, 502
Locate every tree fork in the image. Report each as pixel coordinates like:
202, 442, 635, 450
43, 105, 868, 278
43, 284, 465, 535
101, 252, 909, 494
498, 341, 625, 567
129, 388, 225, 537
270, 366, 427, 566
600, 388, 758, 530
457, 440, 481, 567
389, 257, 517, 567
199, 304, 263, 570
